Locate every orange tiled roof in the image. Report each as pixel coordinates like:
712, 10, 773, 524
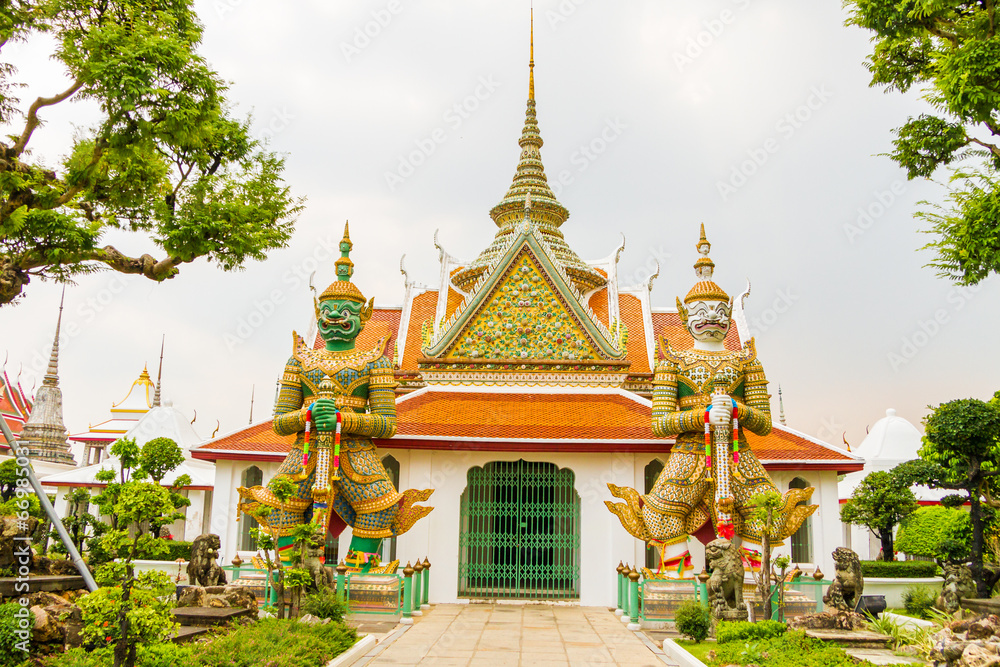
401, 290, 437, 371
192, 392, 858, 468
620, 293, 650, 374
747, 427, 853, 462
396, 390, 655, 441
651, 311, 741, 356
445, 287, 464, 320
196, 420, 295, 453
589, 289, 609, 326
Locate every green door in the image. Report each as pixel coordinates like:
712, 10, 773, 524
458, 460, 580, 600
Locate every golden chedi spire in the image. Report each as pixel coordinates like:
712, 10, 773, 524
683, 224, 729, 304
452, 11, 606, 295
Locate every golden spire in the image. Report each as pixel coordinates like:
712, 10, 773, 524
319, 220, 366, 304
529, 6, 535, 102
451, 10, 607, 295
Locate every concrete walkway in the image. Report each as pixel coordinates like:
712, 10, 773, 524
359, 604, 679, 666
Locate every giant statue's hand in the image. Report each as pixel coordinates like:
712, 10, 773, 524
312, 399, 340, 431
709, 393, 733, 426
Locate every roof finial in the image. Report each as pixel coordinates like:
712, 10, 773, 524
248, 384, 255, 425
778, 385, 786, 426
43, 286, 66, 387
153, 334, 165, 408
529, 5, 535, 102
336, 220, 355, 283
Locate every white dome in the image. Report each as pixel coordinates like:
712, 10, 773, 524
852, 408, 923, 465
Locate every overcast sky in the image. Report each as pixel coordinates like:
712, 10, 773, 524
2, 1, 997, 455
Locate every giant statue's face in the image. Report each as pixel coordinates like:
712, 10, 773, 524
685, 299, 731, 343
318, 298, 363, 345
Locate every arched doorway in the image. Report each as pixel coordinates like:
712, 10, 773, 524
645, 459, 665, 569
789, 477, 813, 563
458, 460, 580, 600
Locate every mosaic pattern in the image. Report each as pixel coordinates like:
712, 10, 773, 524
446, 254, 602, 361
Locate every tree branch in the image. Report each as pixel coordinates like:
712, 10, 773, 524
19, 245, 185, 280
12, 80, 84, 157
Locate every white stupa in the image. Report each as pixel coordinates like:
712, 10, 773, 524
840, 408, 949, 559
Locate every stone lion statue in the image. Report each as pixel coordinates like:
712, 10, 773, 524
706, 538, 747, 620
302, 535, 333, 591
937, 562, 976, 613
823, 547, 863, 612
187, 533, 227, 587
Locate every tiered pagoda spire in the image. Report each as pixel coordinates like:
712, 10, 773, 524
451, 11, 606, 296
21, 289, 75, 465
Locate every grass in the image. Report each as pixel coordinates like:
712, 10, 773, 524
674, 638, 717, 663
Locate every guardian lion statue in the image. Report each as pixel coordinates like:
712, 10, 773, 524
302, 535, 334, 591
823, 547, 863, 612
187, 533, 227, 587
706, 538, 747, 621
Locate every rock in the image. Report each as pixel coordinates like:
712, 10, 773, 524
899, 645, 920, 656
30, 605, 64, 644
207, 597, 229, 608
933, 639, 980, 664
176, 586, 206, 607
961, 643, 1000, 667
706, 650, 716, 661
203, 586, 226, 595
787, 610, 867, 631
0, 516, 38, 568
968, 620, 999, 640
28, 591, 68, 608
222, 585, 257, 612
299, 613, 321, 625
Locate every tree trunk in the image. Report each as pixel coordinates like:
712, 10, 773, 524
970, 487, 988, 598
879, 526, 895, 562
759, 511, 773, 621
114, 562, 136, 667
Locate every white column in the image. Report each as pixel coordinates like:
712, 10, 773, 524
184, 490, 206, 542
210, 461, 235, 561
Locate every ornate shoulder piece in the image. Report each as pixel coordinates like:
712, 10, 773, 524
657, 334, 682, 365
291, 330, 310, 360
742, 337, 758, 363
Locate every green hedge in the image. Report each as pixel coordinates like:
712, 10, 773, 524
896, 505, 970, 557
707, 630, 873, 667
860, 560, 939, 578
135, 539, 192, 562
716, 619, 786, 644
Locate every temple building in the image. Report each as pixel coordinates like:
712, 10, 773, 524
42, 399, 215, 541
68, 367, 157, 466
193, 38, 863, 605
0, 364, 33, 448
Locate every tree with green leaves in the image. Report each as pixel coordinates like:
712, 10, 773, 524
749, 491, 783, 621
0, 0, 302, 306
840, 468, 919, 562
90, 481, 180, 667
895, 394, 1000, 597
844, 1, 1000, 284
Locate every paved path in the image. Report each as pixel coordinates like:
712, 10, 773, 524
359, 604, 680, 666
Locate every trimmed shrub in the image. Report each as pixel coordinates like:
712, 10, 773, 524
135, 539, 192, 561
0, 602, 32, 667
895, 506, 970, 558
708, 629, 871, 666
674, 601, 711, 643
182, 617, 357, 666
716, 619, 787, 644
301, 587, 347, 622
902, 585, 937, 619
860, 560, 939, 578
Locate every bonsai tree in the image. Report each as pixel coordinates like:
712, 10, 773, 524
840, 468, 918, 561
896, 394, 1000, 597
87, 481, 182, 666
749, 491, 784, 621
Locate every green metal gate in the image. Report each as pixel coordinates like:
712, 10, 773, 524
457, 460, 580, 600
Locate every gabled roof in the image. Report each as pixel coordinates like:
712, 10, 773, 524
0, 369, 32, 446
423, 227, 625, 362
